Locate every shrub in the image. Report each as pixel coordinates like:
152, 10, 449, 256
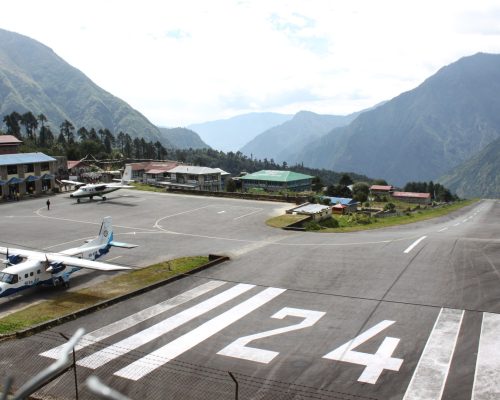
304, 221, 322, 231
320, 217, 339, 228
347, 213, 372, 225
384, 202, 396, 211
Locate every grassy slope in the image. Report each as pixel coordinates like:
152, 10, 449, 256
0, 256, 208, 334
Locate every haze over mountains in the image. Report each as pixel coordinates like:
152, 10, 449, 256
285, 53, 500, 188
240, 110, 363, 163
188, 112, 292, 152
439, 136, 500, 198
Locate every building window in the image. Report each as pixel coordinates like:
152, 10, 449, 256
7, 165, 17, 174
41, 162, 50, 170
25, 164, 35, 173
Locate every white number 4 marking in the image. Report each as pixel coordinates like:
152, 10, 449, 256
218, 307, 325, 364
323, 320, 403, 384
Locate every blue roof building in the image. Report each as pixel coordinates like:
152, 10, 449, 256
0, 152, 57, 200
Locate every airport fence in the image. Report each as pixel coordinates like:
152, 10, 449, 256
0, 329, 379, 400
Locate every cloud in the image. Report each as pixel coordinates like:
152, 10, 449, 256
1, 0, 500, 126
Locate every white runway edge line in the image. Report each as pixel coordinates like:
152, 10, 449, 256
115, 287, 286, 381
76, 283, 256, 369
404, 236, 427, 254
403, 308, 464, 400
472, 313, 500, 400
41, 280, 226, 360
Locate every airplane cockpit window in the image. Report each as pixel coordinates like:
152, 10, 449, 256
0, 272, 19, 284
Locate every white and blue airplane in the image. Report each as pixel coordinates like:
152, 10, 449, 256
0, 217, 136, 298
61, 167, 134, 203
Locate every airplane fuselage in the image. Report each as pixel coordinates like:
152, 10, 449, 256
0, 240, 110, 297
70, 185, 121, 200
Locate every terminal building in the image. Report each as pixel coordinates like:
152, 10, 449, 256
0, 135, 57, 200
240, 170, 313, 193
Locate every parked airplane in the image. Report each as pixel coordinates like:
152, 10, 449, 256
0, 217, 136, 297
61, 167, 133, 203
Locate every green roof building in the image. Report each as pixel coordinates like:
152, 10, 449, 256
240, 170, 313, 192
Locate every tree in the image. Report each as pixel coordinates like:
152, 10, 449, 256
21, 112, 38, 142
39, 125, 54, 147
77, 127, 89, 142
311, 176, 324, 192
352, 182, 370, 203
3, 112, 22, 138
339, 174, 353, 186
225, 179, 237, 192
59, 120, 75, 144
326, 184, 352, 198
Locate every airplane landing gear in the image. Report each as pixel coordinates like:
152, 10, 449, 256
58, 277, 69, 288
102, 196, 106, 201
77, 198, 81, 203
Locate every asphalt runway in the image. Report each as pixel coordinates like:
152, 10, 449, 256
0, 190, 499, 400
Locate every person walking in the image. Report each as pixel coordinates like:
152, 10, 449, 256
46, 198, 51, 210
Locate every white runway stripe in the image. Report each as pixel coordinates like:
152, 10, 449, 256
404, 236, 427, 254
41, 280, 226, 360
472, 313, 500, 400
115, 287, 286, 380
76, 283, 255, 369
403, 308, 463, 400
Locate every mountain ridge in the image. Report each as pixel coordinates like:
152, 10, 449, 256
0, 28, 173, 147
289, 52, 500, 188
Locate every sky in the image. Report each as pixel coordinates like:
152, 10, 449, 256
1, 0, 500, 127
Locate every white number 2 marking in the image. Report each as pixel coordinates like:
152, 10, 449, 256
218, 307, 325, 364
323, 320, 403, 384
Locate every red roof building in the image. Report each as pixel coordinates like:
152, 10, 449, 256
0, 135, 23, 155
392, 191, 431, 204
370, 185, 394, 196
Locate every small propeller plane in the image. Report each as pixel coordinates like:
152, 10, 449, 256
0, 216, 136, 298
61, 167, 134, 203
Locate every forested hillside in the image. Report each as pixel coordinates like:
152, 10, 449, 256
0, 28, 171, 147
290, 53, 500, 187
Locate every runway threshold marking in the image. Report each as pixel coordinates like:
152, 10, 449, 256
472, 313, 500, 400
76, 283, 256, 369
41, 280, 226, 359
403, 308, 464, 400
404, 236, 427, 253
114, 287, 286, 380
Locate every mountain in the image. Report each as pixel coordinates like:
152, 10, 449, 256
188, 112, 292, 152
290, 53, 500, 187
439, 137, 500, 198
0, 28, 173, 147
157, 127, 210, 149
240, 110, 361, 163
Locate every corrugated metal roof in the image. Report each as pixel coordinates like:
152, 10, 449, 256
0, 152, 56, 166
370, 185, 393, 191
146, 168, 170, 174
169, 166, 221, 175
240, 170, 313, 182
293, 204, 330, 214
324, 196, 357, 205
0, 135, 22, 144
392, 191, 430, 199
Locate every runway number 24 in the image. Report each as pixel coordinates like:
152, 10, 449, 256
217, 307, 403, 384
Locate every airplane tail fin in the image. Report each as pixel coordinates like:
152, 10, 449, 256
90, 216, 114, 247
121, 165, 133, 184
89, 216, 138, 249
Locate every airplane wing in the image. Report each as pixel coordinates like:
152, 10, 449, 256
45, 253, 131, 271
0, 246, 130, 271
105, 183, 134, 189
109, 241, 138, 249
61, 179, 86, 188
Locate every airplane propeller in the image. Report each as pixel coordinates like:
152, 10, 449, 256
2, 248, 10, 266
